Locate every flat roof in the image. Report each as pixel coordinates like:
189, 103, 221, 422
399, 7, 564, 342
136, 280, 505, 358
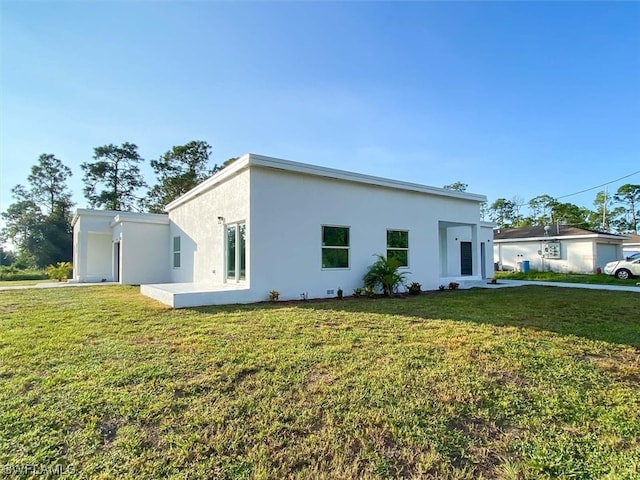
72, 208, 168, 227
165, 153, 487, 211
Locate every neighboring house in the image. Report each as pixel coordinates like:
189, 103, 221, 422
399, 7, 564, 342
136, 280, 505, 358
623, 233, 640, 256
72, 153, 494, 307
493, 225, 626, 274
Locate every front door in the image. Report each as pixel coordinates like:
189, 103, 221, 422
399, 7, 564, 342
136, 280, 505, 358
113, 242, 120, 283
461, 242, 473, 276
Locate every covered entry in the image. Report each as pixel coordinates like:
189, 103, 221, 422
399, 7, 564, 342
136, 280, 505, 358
438, 221, 494, 282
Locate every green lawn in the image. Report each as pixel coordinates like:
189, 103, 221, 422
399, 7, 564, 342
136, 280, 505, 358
0, 279, 55, 287
495, 271, 640, 286
1, 286, 639, 479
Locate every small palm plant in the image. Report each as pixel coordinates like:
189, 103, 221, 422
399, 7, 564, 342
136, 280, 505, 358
363, 255, 409, 296
46, 262, 73, 282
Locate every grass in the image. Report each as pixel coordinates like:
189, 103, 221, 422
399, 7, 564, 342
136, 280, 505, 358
495, 270, 640, 286
0, 286, 639, 479
0, 279, 55, 287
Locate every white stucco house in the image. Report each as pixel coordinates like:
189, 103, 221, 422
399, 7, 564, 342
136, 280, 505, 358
493, 225, 627, 274
623, 234, 640, 256
72, 154, 494, 307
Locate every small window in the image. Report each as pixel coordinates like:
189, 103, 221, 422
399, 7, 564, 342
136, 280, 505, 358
322, 226, 350, 269
173, 236, 181, 268
387, 230, 408, 267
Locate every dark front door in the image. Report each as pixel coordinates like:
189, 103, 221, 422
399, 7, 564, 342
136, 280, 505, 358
461, 242, 473, 276
114, 242, 120, 282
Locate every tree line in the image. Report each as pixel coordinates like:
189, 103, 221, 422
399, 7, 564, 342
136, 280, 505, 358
3, 148, 637, 269
444, 182, 639, 233
1, 141, 235, 268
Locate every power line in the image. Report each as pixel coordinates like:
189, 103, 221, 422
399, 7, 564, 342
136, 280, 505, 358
502, 168, 640, 208
555, 169, 640, 200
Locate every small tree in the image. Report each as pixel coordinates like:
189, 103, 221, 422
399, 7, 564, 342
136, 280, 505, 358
46, 261, 73, 281
363, 255, 409, 296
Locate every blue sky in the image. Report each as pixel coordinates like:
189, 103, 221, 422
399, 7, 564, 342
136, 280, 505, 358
1, 1, 639, 217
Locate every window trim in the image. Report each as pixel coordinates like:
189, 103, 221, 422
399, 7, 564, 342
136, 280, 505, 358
386, 229, 409, 268
172, 235, 181, 269
321, 225, 351, 270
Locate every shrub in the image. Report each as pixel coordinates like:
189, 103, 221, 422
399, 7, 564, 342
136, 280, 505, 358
46, 262, 73, 282
268, 290, 280, 302
0, 267, 48, 281
407, 281, 422, 295
448, 282, 460, 290
352, 287, 364, 297
438, 285, 446, 291
363, 255, 409, 296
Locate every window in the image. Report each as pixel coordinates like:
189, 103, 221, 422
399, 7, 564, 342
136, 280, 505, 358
173, 236, 181, 268
387, 230, 408, 267
226, 223, 246, 282
322, 226, 350, 268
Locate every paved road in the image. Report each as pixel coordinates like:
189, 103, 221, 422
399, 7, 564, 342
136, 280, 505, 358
486, 279, 640, 293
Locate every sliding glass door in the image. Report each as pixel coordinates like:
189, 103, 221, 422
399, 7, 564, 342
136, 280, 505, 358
226, 223, 246, 282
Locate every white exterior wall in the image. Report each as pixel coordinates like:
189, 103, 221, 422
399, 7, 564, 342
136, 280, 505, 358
73, 214, 114, 282
117, 221, 170, 285
168, 169, 250, 284
248, 167, 483, 302
494, 238, 623, 274
480, 225, 495, 279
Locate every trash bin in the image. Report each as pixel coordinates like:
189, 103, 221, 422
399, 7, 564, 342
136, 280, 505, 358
522, 260, 530, 273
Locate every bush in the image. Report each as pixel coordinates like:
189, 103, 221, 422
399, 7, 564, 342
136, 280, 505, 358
268, 290, 280, 302
0, 266, 48, 281
46, 262, 73, 282
352, 287, 365, 297
407, 281, 422, 295
363, 255, 409, 296
448, 282, 460, 290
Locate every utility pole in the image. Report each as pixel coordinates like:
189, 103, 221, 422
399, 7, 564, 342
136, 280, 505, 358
602, 186, 608, 232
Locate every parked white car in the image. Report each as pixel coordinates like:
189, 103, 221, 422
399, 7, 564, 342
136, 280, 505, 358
603, 253, 640, 280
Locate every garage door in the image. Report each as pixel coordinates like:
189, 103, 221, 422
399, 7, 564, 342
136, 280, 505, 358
596, 243, 619, 270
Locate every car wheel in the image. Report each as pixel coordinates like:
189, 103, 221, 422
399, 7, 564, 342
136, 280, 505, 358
615, 269, 631, 280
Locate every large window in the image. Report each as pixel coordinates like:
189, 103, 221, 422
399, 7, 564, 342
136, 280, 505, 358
387, 230, 408, 267
226, 223, 246, 281
322, 226, 350, 269
173, 236, 181, 268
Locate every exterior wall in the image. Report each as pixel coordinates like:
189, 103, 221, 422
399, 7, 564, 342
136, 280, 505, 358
73, 214, 114, 282
623, 242, 640, 256
494, 238, 620, 274
480, 225, 495, 279
86, 233, 112, 280
248, 167, 483, 302
494, 240, 595, 273
168, 169, 250, 284
117, 221, 170, 285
